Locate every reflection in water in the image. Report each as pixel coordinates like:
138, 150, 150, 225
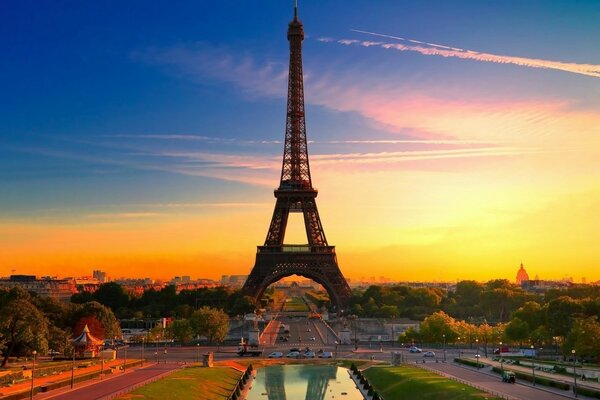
299, 365, 336, 400
248, 365, 363, 400
265, 366, 286, 400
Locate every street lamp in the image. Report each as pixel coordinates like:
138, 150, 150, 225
70, 347, 76, 389
123, 344, 127, 373
100, 345, 104, 380
155, 335, 159, 363
164, 349, 167, 364
442, 334, 446, 362
141, 337, 145, 367
475, 339, 479, 368
196, 343, 200, 364
29, 350, 37, 400
334, 341, 338, 359
530, 345, 535, 386
458, 337, 461, 359
499, 342, 503, 371
572, 349, 578, 398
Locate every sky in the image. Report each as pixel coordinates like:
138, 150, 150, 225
1, 0, 599, 283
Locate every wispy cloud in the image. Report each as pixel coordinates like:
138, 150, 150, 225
87, 212, 161, 219
319, 30, 600, 79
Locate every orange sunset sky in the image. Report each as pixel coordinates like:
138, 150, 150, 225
1, 1, 599, 283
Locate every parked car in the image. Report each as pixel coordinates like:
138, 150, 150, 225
304, 351, 316, 358
289, 347, 301, 352
286, 351, 301, 358
268, 351, 283, 358
423, 351, 436, 358
409, 346, 422, 353
309, 336, 316, 341
318, 351, 333, 358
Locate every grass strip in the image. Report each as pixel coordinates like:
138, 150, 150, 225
364, 365, 502, 399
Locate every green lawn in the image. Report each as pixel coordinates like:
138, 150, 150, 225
364, 366, 502, 400
284, 296, 309, 312
116, 366, 241, 400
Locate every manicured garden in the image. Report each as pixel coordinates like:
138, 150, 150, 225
115, 366, 241, 400
364, 365, 502, 399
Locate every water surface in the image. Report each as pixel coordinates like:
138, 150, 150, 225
246, 364, 363, 400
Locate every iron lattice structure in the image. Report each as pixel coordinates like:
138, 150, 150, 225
242, 6, 352, 310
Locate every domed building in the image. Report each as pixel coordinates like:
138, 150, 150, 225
516, 262, 529, 285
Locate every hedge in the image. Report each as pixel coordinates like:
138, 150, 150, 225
454, 358, 485, 369
491, 366, 570, 390
576, 386, 600, 399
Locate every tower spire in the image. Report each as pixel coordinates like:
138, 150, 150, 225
242, 5, 352, 311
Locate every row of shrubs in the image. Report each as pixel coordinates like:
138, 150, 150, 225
350, 363, 383, 400
229, 364, 253, 400
490, 366, 570, 390
453, 358, 485, 369
575, 385, 600, 399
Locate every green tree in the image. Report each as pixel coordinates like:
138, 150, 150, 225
70, 301, 120, 339
189, 307, 229, 344
504, 317, 530, 347
93, 283, 130, 315
419, 311, 459, 344
0, 299, 49, 366
563, 317, 600, 360
171, 319, 194, 343
546, 296, 584, 337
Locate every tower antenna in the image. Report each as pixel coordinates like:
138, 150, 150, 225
295, 0, 298, 18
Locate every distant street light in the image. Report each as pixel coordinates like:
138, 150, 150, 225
155, 335, 159, 363
499, 342, 503, 371
164, 349, 168, 364
442, 334, 446, 362
29, 350, 37, 400
196, 343, 200, 364
572, 349, 578, 398
123, 345, 127, 373
475, 339, 479, 368
100, 346, 104, 380
141, 338, 145, 367
530, 345, 536, 386
70, 348, 76, 389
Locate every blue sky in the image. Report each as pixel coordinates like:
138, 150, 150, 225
1, 1, 599, 281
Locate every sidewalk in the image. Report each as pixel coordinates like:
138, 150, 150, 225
468, 357, 600, 392
0, 359, 141, 399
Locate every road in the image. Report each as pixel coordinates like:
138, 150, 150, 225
37, 363, 179, 400
424, 362, 577, 400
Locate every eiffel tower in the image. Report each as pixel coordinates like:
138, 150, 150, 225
242, 3, 352, 310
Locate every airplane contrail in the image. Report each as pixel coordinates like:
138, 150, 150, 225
318, 30, 600, 79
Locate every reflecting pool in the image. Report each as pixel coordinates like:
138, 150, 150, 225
246, 364, 363, 400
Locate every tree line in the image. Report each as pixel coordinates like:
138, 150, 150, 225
0, 287, 120, 366
350, 280, 600, 361
71, 283, 255, 320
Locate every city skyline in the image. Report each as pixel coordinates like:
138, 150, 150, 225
1, 1, 599, 282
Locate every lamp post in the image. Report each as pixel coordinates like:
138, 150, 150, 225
458, 337, 461, 359
196, 343, 200, 364
530, 345, 535, 386
163, 349, 167, 364
29, 350, 37, 400
141, 337, 145, 366
442, 334, 446, 362
100, 346, 104, 380
572, 349, 578, 398
334, 341, 338, 359
70, 347, 76, 389
499, 342, 503, 371
155, 335, 159, 363
123, 345, 127, 373
475, 339, 479, 368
